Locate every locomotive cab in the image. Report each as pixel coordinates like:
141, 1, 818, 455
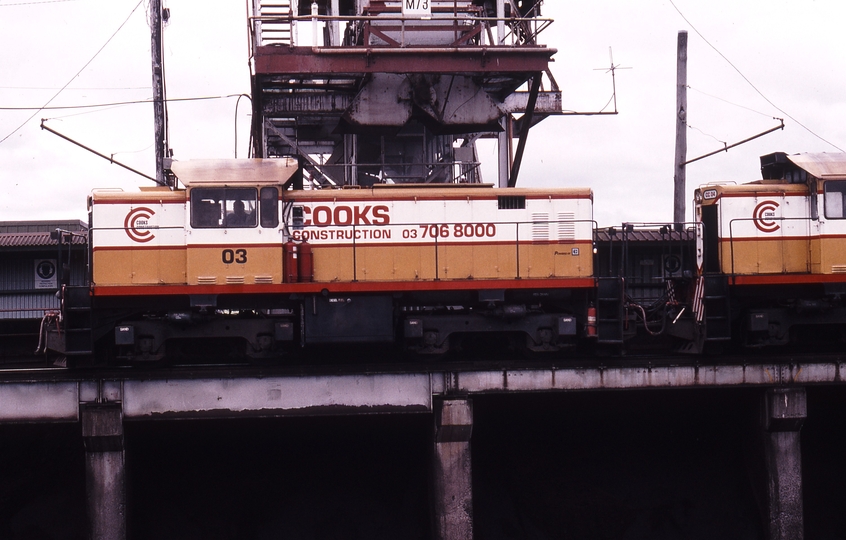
176, 160, 291, 288
694, 152, 846, 349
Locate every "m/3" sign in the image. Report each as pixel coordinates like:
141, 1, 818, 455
403, 0, 431, 17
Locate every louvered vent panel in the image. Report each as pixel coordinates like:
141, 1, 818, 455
531, 213, 549, 241
557, 212, 575, 240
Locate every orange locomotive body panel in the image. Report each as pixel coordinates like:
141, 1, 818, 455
91, 188, 188, 286
90, 175, 594, 294
285, 187, 594, 285
696, 174, 846, 278
695, 182, 814, 276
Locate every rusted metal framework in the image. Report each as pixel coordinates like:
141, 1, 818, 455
248, 0, 562, 188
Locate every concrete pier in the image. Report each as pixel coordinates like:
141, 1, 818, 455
762, 387, 807, 540
432, 398, 474, 540
81, 404, 126, 540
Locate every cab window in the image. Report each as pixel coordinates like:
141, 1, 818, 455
824, 181, 846, 219
260, 187, 279, 228
191, 188, 257, 228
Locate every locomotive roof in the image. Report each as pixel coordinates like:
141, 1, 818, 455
697, 182, 809, 194
170, 158, 299, 186
787, 152, 846, 180
284, 186, 593, 199
696, 153, 846, 200
90, 184, 592, 202
694, 182, 808, 206
91, 187, 185, 202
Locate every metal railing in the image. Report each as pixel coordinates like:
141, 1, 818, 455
250, 7, 553, 49
296, 159, 483, 187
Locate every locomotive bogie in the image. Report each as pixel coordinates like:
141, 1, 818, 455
113, 316, 295, 363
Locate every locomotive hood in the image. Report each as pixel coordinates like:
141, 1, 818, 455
783, 153, 846, 180
169, 158, 299, 187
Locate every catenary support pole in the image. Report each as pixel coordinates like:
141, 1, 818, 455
432, 398, 474, 540
762, 387, 806, 540
82, 404, 126, 540
150, 0, 167, 186
673, 30, 687, 225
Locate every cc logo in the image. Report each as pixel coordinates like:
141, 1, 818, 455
124, 207, 156, 243
753, 200, 780, 233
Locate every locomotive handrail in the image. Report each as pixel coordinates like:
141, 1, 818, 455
90, 226, 185, 232
727, 216, 814, 278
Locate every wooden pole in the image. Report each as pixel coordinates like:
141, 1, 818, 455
673, 31, 688, 225
150, 0, 167, 186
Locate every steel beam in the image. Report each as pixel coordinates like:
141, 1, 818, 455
254, 46, 554, 75
502, 90, 562, 114
261, 93, 353, 115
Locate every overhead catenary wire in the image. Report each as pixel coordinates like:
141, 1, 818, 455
0, 93, 249, 111
0, 85, 150, 90
669, 0, 844, 152
0, 0, 145, 145
688, 85, 774, 119
0, 0, 78, 6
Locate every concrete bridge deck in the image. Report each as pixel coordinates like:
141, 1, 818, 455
0, 360, 839, 539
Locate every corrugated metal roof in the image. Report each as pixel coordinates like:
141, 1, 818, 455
787, 153, 846, 179
0, 220, 87, 234
0, 232, 87, 248
0, 220, 88, 248
595, 228, 694, 243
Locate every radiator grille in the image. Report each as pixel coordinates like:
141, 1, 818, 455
557, 212, 575, 240
531, 213, 549, 241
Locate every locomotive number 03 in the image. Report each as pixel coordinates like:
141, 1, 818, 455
222, 248, 248, 264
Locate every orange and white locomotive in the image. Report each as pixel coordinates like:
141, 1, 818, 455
80, 158, 594, 361
695, 152, 846, 348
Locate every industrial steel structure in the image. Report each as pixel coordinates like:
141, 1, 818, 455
248, 0, 561, 188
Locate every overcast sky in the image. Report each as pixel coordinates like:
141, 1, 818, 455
1, 0, 844, 227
